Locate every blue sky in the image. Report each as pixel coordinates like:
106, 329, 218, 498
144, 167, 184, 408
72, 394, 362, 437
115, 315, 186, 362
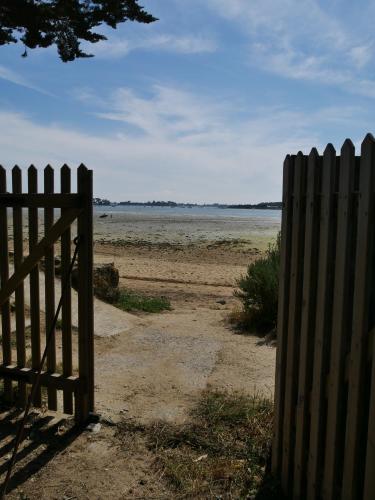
0, 0, 374, 203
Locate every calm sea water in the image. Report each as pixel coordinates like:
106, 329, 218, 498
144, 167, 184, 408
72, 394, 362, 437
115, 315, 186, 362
93, 205, 281, 245
94, 205, 281, 221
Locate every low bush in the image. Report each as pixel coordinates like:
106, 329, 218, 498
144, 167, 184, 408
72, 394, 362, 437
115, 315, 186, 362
235, 234, 280, 333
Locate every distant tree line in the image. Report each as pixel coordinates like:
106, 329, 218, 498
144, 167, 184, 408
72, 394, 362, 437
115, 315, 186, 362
93, 198, 282, 209
93, 197, 112, 206
227, 202, 282, 210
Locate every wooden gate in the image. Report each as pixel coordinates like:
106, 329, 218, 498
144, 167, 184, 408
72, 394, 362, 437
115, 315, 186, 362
272, 134, 375, 499
0, 164, 94, 423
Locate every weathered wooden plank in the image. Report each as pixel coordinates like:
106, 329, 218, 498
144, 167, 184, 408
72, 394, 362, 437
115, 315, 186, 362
323, 139, 357, 499
364, 331, 375, 498
0, 364, 80, 392
77, 164, 94, 422
61, 165, 73, 414
12, 166, 27, 406
306, 144, 337, 500
28, 165, 42, 407
281, 152, 307, 494
0, 166, 12, 402
0, 193, 83, 208
44, 165, 57, 410
272, 155, 295, 474
342, 134, 375, 499
0, 209, 81, 307
293, 148, 321, 498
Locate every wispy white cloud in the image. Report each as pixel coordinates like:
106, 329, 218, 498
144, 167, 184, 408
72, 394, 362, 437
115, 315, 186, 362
205, 0, 375, 97
2, 85, 369, 203
0, 64, 51, 95
89, 33, 217, 58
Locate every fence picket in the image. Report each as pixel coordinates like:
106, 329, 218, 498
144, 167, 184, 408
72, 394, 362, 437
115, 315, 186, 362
342, 134, 375, 498
306, 144, 337, 500
293, 148, 321, 498
364, 329, 375, 497
44, 165, 57, 410
12, 166, 27, 406
0, 166, 12, 402
77, 164, 94, 422
61, 165, 73, 414
281, 152, 307, 494
323, 139, 357, 499
272, 155, 295, 474
28, 165, 41, 407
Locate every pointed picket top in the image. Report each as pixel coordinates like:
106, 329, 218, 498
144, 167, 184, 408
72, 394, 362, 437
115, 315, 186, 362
12, 165, 22, 188
78, 163, 88, 174
77, 164, 89, 188
324, 143, 336, 159
44, 164, 54, 179
295, 151, 305, 169
295, 151, 305, 170
28, 165, 38, 193
44, 165, 54, 195
61, 164, 71, 181
309, 147, 319, 159
361, 133, 375, 158
341, 138, 355, 155
28, 164, 37, 178
12, 165, 21, 174
362, 132, 375, 147
0, 165, 6, 191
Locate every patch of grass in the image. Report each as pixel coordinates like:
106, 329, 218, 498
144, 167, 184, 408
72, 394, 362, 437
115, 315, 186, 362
115, 289, 171, 313
117, 390, 281, 499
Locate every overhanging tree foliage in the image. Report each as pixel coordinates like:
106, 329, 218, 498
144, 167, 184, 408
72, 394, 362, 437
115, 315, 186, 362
0, 1, 157, 62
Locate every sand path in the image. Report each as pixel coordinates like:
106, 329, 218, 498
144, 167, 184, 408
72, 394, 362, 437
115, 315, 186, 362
95, 310, 275, 424
94, 290, 275, 424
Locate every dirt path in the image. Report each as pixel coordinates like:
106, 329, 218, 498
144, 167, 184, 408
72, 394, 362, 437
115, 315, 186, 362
91, 242, 276, 423
95, 301, 275, 424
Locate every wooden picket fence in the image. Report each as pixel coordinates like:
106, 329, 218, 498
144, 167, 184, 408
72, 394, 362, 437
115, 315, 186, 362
0, 164, 94, 423
272, 134, 375, 499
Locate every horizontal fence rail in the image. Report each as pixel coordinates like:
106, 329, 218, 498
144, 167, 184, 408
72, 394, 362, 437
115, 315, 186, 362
0, 164, 94, 423
272, 134, 375, 500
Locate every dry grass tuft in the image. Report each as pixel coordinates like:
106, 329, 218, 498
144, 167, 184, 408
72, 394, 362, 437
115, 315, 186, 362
117, 390, 281, 499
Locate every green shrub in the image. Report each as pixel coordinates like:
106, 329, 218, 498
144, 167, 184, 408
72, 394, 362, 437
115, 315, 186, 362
235, 234, 280, 332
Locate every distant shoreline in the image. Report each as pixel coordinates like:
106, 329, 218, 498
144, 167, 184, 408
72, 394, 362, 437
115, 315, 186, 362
93, 198, 282, 210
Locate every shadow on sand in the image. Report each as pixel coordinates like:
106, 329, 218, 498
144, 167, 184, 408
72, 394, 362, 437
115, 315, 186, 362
0, 403, 83, 495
